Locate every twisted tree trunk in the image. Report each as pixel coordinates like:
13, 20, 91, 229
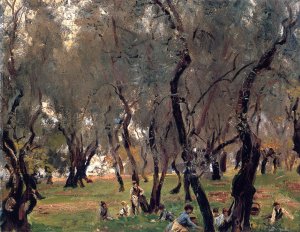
114, 85, 140, 184
58, 127, 98, 188
169, 160, 182, 194
104, 106, 125, 192
151, 0, 215, 230
77, 137, 99, 187
149, 115, 171, 212
107, 128, 125, 191
169, 45, 215, 232
122, 131, 139, 184
149, 117, 160, 212
2, 91, 42, 232
113, 124, 125, 175
2, 3, 42, 231
140, 146, 149, 183
229, 10, 296, 231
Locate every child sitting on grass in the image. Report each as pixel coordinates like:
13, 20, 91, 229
100, 201, 113, 220
118, 201, 130, 217
158, 204, 175, 222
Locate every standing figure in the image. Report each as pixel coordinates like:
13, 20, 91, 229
130, 181, 144, 215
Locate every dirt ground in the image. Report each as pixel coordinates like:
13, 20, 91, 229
208, 191, 229, 203
52, 174, 132, 183
36, 201, 98, 214
286, 182, 300, 192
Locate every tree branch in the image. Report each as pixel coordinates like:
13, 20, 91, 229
191, 56, 254, 114
212, 135, 239, 155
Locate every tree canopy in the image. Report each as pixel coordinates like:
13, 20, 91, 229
1, 0, 299, 231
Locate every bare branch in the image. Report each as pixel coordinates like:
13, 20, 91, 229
212, 135, 239, 155
191, 57, 254, 114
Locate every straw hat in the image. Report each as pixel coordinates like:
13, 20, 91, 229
189, 213, 197, 219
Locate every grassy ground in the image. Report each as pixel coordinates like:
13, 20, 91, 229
29, 168, 300, 232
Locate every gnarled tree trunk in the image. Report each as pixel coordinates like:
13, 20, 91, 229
151, 0, 215, 230
58, 126, 98, 188
2, 91, 42, 232
169, 39, 215, 232
229, 11, 296, 231
113, 84, 140, 184
169, 160, 182, 194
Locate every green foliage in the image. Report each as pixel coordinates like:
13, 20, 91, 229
25, 148, 54, 174
45, 133, 65, 151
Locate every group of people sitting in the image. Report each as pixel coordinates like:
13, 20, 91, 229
99, 180, 200, 232
99, 180, 294, 231
100, 200, 199, 232
212, 207, 229, 231
99, 200, 130, 220
100, 180, 148, 220
211, 202, 294, 232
